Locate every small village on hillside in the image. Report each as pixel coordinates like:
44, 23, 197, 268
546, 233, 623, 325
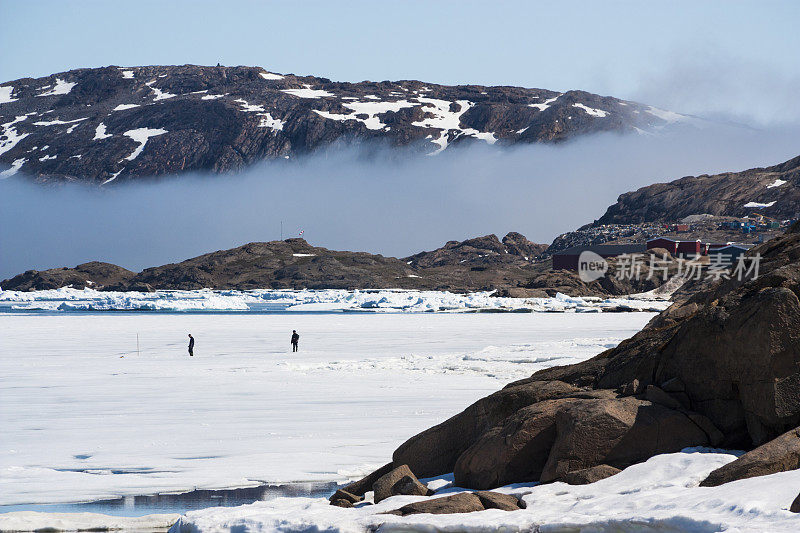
547, 213, 793, 270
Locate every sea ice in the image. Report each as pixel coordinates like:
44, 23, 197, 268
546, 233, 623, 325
0, 311, 652, 506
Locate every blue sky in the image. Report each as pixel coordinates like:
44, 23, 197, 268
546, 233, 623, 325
2, 1, 799, 124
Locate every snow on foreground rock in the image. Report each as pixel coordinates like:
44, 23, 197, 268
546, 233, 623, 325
0, 511, 180, 532
0, 287, 669, 313
170, 450, 800, 532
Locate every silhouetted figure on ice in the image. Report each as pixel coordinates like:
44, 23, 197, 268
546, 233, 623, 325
188, 334, 194, 356
291, 330, 299, 352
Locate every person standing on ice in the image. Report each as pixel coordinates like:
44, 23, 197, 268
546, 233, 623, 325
291, 330, 299, 352
188, 334, 194, 356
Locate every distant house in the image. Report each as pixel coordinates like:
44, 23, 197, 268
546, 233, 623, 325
708, 244, 753, 264
647, 237, 702, 257
676, 240, 702, 256
552, 244, 646, 271
646, 238, 678, 254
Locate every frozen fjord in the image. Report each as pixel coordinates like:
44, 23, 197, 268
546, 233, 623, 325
0, 311, 652, 506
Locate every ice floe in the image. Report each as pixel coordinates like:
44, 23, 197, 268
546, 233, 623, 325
0, 287, 669, 314
0, 511, 180, 532
121, 128, 168, 161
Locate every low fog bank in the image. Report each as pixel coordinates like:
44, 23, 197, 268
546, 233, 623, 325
2, 123, 799, 279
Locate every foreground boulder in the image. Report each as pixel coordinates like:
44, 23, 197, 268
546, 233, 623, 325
701, 428, 800, 487
381, 226, 800, 493
333, 462, 393, 498
393, 380, 580, 478
529, 225, 800, 449
562, 464, 621, 485
384, 491, 524, 516
372, 465, 432, 503
454, 395, 709, 489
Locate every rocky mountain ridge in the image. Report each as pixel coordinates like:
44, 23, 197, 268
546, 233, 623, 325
0, 232, 665, 297
1, 233, 549, 293
0, 65, 686, 183
594, 154, 800, 225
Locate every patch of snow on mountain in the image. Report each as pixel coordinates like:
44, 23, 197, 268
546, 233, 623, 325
101, 169, 123, 185
767, 179, 787, 188
281, 84, 335, 98
234, 99, 266, 112
517, 126, 529, 134
38, 154, 56, 162
113, 103, 140, 111
259, 72, 284, 80
411, 98, 496, 154
257, 113, 285, 131
572, 102, 608, 117
201, 93, 225, 100
145, 81, 176, 101
529, 95, 560, 111
93, 123, 112, 140
0, 115, 30, 156
315, 100, 416, 130
36, 78, 76, 97
744, 201, 777, 208
121, 128, 168, 161
0, 157, 27, 177
0, 86, 18, 104
120, 70, 135, 79
33, 117, 88, 127
646, 106, 685, 123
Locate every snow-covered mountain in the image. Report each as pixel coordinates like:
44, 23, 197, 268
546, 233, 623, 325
0, 65, 687, 184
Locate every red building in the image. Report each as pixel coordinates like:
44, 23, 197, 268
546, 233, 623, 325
646, 238, 678, 254
676, 240, 702, 256
647, 238, 703, 257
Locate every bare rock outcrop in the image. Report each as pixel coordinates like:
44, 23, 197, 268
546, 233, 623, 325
701, 428, 800, 487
